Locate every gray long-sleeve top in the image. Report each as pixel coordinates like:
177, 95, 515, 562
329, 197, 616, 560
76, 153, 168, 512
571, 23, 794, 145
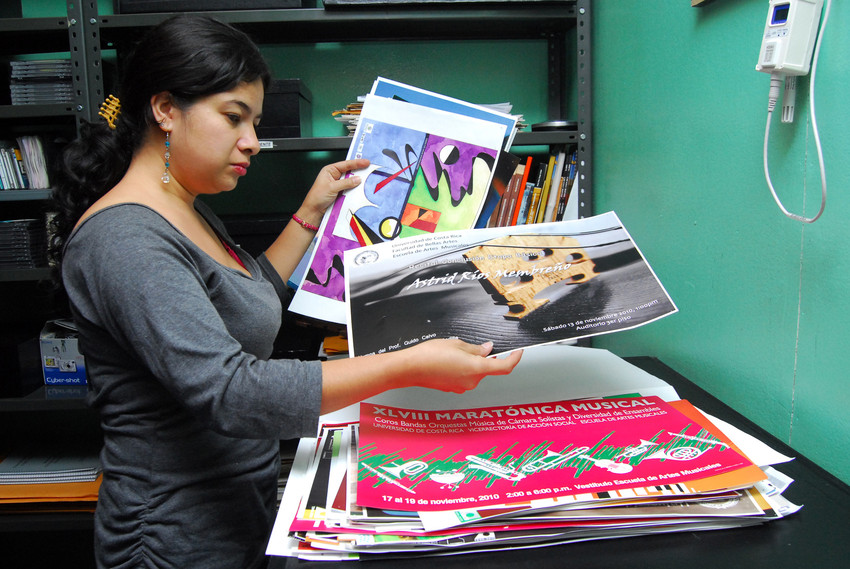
62, 202, 322, 568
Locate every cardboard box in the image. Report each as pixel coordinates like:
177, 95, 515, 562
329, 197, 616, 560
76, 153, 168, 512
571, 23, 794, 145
256, 79, 312, 139
40, 320, 87, 386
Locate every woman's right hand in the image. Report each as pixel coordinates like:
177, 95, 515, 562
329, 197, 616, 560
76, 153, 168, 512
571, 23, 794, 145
396, 339, 522, 394
320, 338, 522, 414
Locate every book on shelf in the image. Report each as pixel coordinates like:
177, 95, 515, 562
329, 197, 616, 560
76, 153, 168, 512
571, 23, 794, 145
555, 147, 579, 222
541, 147, 567, 222
534, 152, 558, 224
477, 150, 520, 229
484, 145, 578, 228
509, 156, 534, 226
524, 162, 548, 224
0, 142, 22, 190
492, 159, 525, 228
0, 136, 50, 190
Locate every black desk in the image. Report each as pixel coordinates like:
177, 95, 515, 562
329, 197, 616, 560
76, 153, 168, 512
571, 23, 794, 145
269, 357, 850, 569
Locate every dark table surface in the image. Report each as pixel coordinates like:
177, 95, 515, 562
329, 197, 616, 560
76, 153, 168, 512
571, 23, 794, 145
268, 356, 850, 569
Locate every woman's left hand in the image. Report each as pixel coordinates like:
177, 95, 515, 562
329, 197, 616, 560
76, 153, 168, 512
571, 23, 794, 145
297, 158, 370, 226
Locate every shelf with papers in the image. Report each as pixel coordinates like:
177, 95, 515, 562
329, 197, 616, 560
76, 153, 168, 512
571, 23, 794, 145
259, 129, 580, 152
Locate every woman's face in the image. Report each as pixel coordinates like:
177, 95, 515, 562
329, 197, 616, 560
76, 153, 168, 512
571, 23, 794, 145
168, 79, 264, 196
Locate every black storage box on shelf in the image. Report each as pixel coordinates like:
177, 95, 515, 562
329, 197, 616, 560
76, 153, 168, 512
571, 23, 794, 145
114, 0, 309, 13
0, 3, 22, 17
256, 79, 312, 139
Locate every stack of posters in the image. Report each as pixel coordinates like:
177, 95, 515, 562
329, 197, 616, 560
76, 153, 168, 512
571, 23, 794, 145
290, 78, 520, 324
267, 347, 800, 561
15, 135, 51, 189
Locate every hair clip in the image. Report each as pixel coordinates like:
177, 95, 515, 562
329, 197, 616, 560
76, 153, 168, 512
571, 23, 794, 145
98, 95, 121, 130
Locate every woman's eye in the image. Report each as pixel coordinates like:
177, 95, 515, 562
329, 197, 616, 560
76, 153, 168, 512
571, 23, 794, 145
227, 114, 241, 124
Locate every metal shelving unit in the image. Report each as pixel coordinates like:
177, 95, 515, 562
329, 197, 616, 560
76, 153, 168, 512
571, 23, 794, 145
0, 8, 88, 284
0, 0, 593, 540
0, 6, 96, 537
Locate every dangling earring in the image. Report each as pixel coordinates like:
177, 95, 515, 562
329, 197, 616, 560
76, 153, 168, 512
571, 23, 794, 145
161, 131, 171, 184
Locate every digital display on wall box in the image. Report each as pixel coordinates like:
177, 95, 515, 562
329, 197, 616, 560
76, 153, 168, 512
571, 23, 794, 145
772, 3, 790, 25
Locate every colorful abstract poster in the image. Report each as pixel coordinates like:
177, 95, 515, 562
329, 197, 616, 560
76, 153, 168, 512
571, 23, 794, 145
344, 211, 677, 356
290, 93, 508, 324
356, 396, 763, 513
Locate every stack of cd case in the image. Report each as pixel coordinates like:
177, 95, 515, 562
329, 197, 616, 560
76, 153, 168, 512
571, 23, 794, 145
0, 219, 48, 269
9, 59, 73, 105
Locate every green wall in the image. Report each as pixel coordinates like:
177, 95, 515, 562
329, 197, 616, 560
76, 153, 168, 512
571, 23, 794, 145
592, 0, 850, 485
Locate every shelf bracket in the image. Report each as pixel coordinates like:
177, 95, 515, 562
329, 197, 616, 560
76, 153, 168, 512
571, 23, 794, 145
67, 1, 105, 128
576, 0, 593, 219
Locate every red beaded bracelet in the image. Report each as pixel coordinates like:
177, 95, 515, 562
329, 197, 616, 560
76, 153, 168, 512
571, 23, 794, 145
291, 214, 319, 232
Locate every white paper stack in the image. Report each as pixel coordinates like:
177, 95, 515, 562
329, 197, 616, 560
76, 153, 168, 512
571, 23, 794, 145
0, 445, 101, 485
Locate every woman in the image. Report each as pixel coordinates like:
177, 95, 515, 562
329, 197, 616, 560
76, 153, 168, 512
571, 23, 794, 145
49, 14, 521, 569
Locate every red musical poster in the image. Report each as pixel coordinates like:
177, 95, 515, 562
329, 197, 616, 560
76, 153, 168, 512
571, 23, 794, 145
357, 396, 765, 513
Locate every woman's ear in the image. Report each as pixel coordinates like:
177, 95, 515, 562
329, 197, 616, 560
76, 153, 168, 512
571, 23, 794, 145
150, 91, 174, 130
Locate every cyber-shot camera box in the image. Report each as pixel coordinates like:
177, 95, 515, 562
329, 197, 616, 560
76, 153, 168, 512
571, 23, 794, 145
40, 319, 87, 386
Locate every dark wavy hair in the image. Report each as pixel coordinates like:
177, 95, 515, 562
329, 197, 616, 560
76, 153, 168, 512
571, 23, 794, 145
48, 14, 271, 278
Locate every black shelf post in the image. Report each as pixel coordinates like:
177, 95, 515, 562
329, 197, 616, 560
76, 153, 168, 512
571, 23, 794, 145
576, 0, 593, 219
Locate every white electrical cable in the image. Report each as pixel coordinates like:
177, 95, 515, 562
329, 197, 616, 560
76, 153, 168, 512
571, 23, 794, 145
763, 0, 830, 224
